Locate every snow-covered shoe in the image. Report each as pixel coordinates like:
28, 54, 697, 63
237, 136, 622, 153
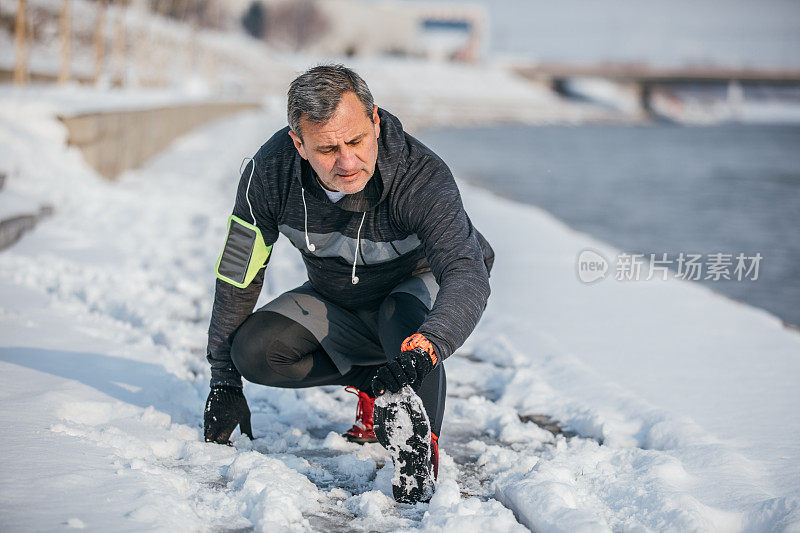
374, 386, 435, 504
342, 387, 378, 444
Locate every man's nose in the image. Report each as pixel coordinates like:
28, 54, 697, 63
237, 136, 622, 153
336, 145, 358, 168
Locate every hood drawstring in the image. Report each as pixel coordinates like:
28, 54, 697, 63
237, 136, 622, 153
301, 187, 366, 285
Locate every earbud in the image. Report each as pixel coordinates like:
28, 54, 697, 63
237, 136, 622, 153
351, 276, 359, 285
306, 243, 315, 252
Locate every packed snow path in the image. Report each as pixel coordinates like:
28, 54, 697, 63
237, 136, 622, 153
1, 100, 799, 531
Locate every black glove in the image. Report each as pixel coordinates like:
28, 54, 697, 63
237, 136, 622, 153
203, 386, 253, 444
372, 334, 437, 396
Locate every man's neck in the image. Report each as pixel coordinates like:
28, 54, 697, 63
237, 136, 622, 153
315, 174, 347, 203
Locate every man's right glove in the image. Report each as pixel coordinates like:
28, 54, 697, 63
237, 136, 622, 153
203, 386, 253, 444
371, 333, 438, 396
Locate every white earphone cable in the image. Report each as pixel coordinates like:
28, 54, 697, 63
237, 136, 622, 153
239, 157, 256, 224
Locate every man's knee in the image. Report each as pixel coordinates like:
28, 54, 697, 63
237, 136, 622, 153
377, 292, 429, 361
379, 292, 428, 325
230, 312, 318, 384
230, 312, 270, 383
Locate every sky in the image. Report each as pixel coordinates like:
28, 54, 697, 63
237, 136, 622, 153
403, 0, 800, 68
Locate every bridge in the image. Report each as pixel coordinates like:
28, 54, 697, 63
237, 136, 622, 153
512, 63, 800, 117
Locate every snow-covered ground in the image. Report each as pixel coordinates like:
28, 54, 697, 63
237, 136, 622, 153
1, 91, 799, 531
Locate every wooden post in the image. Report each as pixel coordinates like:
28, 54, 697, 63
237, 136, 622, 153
176, 0, 191, 84
59, 0, 72, 85
14, 0, 27, 86
112, 1, 127, 87
94, 0, 106, 85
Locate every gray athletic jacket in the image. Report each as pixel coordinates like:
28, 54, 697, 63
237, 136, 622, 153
207, 108, 494, 388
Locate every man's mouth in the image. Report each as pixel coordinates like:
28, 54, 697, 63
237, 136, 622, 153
338, 170, 360, 179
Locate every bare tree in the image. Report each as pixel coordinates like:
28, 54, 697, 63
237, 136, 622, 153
266, 0, 329, 51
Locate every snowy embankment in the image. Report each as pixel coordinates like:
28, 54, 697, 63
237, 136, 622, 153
1, 94, 799, 532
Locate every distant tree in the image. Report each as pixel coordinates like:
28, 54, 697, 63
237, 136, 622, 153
267, 0, 328, 51
241, 1, 266, 40
147, 0, 226, 30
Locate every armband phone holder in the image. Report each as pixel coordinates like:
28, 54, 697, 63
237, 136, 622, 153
214, 215, 272, 288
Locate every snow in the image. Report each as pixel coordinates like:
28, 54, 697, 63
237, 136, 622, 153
468, 192, 800, 496
0, 188, 43, 220
1, 86, 800, 531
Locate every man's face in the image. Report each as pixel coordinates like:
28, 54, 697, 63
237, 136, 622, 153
288, 91, 380, 195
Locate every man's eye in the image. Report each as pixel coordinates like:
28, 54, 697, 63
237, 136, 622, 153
348, 139, 361, 146
320, 148, 335, 154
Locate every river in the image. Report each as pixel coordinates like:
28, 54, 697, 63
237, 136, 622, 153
418, 123, 800, 327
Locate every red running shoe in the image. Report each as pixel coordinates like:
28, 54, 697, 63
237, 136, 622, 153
342, 387, 378, 444
431, 432, 439, 480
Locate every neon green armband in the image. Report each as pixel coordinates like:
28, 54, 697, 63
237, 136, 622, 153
214, 215, 272, 288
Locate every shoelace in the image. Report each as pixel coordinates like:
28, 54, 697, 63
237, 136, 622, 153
345, 386, 364, 423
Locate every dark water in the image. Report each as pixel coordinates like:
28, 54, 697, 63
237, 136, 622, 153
417, 124, 800, 328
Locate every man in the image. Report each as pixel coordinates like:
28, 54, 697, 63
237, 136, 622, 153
204, 65, 493, 503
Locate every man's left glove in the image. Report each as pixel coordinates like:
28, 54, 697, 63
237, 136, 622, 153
204, 386, 253, 444
372, 333, 438, 396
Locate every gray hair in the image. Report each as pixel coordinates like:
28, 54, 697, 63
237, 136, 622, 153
287, 64, 375, 139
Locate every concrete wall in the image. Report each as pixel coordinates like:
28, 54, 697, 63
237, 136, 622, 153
58, 102, 261, 180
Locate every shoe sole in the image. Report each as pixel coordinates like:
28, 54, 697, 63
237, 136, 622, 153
373, 387, 435, 504
341, 432, 378, 445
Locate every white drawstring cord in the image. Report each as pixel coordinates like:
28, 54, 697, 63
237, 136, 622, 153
301, 187, 316, 252
301, 186, 365, 284
351, 212, 366, 285
240, 157, 256, 224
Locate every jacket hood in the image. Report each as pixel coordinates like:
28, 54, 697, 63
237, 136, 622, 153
297, 107, 407, 213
